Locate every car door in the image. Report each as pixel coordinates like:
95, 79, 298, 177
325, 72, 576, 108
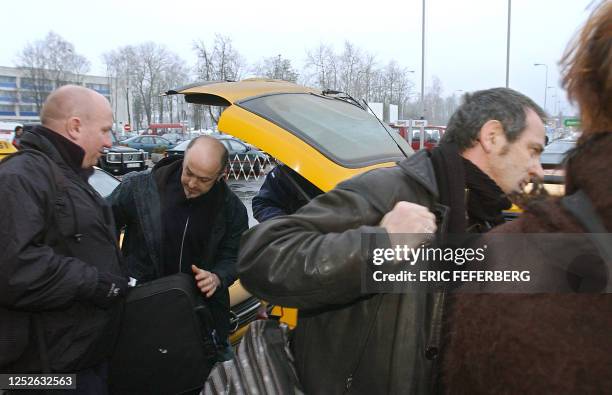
127, 137, 142, 150
166, 80, 410, 192
156, 137, 173, 149
140, 136, 155, 153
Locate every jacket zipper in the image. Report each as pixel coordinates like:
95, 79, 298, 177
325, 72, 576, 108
178, 216, 190, 273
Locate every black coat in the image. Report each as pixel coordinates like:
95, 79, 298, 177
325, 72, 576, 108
239, 151, 447, 394
0, 131, 124, 372
252, 165, 323, 222
107, 158, 248, 339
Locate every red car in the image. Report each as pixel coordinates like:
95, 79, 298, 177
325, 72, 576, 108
390, 124, 446, 151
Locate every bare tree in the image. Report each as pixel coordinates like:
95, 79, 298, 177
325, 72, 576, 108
304, 41, 414, 112
337, 41, 363, 96
423, 76, 445, 124
103, 46, 137, 127
104, 43, 188, 130
16, 31, 91, 113
252, 54, 299, 82
304, 43, 337, 90
194, 35, 245, 125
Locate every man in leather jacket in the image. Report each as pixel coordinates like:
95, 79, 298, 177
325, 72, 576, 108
238, 88, 547, 394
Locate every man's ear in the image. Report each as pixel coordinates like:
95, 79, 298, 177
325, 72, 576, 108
65, 117, 81, 141
478, 120, 503, 153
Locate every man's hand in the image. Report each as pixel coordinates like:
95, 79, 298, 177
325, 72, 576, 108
380, 201, 437, 248
192, 265, 221, 298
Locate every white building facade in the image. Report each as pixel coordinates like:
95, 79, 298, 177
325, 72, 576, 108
0, 66, 127, 127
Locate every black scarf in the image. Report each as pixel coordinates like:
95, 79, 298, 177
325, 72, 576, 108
463, 158, 511, 230
28, 125, 93, 181
430, 143, 511, 233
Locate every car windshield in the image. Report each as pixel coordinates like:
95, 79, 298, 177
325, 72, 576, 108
543, 140, 575, 154
541, 139, 576, 167
172, 140, 191, 150
238, 93, 407, 167
89, 168, 120, 197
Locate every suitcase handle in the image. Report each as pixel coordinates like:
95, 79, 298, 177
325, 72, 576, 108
194, 305, 220, 357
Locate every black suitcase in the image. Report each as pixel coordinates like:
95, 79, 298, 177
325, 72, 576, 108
109, 273, 217, 394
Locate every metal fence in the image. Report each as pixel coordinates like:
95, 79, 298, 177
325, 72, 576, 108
224, 154, 276, 181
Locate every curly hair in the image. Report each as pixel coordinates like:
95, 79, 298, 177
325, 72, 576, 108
560, 1, 612, 139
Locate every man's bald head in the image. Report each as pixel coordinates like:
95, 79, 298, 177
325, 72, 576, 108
181, 136, 229, 199
185, 136, 228, 170
39, 85, 113, 168
41, 85, 109, 127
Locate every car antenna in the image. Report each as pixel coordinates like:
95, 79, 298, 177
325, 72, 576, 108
360, 98, 410, 158
321, 90, 367, 111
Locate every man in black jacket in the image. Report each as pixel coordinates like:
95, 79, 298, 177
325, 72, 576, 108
238, 88, 547, 394
252, 164, 322, 223
0, 85, 128, 393
108, 136, 248, 361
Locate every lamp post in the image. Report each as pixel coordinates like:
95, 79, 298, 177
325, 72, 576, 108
421, 0, 426, 120
506, 0, 511, 87
533, 63, 548, 112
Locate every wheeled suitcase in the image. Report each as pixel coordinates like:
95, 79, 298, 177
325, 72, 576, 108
109, 273, 217, 394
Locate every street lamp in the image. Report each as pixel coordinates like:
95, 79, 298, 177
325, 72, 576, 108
533, 63, 548, 112
506, 0, 511, 87
421, 0, 426, 120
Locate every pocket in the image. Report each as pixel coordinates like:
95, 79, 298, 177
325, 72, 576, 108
0, 308, 31, 368
53, 194, 76, 238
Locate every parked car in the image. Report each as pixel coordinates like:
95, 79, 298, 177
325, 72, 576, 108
540, 137, 577, 169
166, 135, 269, 176
161, 132, 184, 144
87, 165, 264, 345
409, 126, 447, 151
98, 132, 147, 176
0, 139, 17, 161
389, 124, 447, 151
121, 135, 175, 153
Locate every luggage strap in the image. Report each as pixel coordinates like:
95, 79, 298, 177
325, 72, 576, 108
561, 190, 612, 292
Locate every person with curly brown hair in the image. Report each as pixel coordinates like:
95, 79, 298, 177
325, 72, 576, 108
441, 2, 612, 393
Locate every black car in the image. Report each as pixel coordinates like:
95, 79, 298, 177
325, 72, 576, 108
166, 135, 269, 177
540, 138, 577, 169
98, 132, 148, 175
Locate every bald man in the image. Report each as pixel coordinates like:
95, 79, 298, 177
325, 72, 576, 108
0, 85, 128, 392
108, 135, 248, 362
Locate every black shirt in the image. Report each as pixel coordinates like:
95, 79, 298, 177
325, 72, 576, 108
159, 163, 218, 276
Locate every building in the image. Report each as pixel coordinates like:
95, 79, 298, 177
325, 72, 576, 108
0, 65, 127, 127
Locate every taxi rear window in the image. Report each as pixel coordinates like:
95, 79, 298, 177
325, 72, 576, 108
238, 93, 408, 167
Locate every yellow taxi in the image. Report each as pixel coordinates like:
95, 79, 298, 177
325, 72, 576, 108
0, 140, 17, 161
167, 79, 414, 327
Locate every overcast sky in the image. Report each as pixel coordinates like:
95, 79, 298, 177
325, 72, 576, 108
2, 0, 598, 115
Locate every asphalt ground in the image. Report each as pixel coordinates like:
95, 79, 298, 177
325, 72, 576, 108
228, 176, 265, 228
